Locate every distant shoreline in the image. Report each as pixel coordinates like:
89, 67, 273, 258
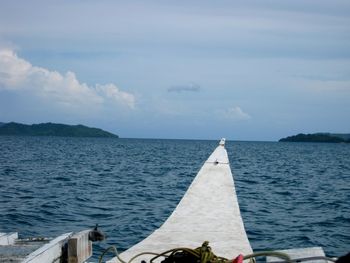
0, 122, 118, 138
279, 133, 350, 143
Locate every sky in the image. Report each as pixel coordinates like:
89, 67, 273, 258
0, 0, 349, 141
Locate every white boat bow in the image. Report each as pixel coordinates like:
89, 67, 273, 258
108, 139, 252, 262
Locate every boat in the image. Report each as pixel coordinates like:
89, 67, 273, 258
0, 139, 337, 263
105, 138, 252, 263
0, 230, 93, 262
105, 139, 334, 263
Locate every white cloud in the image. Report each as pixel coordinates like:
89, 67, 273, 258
0, 48, 135, 112
221, 106, 251, 121
96, 84, 135, 109
0, 49, 32, 88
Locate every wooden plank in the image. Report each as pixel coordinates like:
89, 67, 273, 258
0, 232, 18, 245
108, 139, 252, 263
22, 232, 72, 263
0, 230, 93, 263
68, 230, 92, 263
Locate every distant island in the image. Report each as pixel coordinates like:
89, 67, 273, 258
279, 133, 350, 143
0, 122, 118, 138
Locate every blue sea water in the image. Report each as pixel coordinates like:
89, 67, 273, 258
0, 137, 349, 261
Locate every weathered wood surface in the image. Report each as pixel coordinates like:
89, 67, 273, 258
108, 139, 252, 263
68, 230, 92, 263
22, 232, 72, 263
0, 230, 92, 263
0, 232, 17, 245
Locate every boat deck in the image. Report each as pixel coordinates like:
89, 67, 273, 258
108, 139, 252, 262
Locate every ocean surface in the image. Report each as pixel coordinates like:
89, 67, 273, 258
0, 137, 349, 261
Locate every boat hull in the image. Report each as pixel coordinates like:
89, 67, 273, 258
109, 140, 252, 262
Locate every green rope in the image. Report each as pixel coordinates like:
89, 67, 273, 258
150, 247, 201, 263
98, 242, 296, 263
98, 245, 126, 263
150, 241, 228, 263
128, 252, 164, 263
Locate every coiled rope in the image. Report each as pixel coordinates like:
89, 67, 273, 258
98, 241, 336, 263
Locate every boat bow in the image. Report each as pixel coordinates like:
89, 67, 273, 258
109, 139, 252, 262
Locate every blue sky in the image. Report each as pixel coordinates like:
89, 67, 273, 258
0, 0, 349, 140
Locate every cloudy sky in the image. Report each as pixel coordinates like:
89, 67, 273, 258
0, 0, 349, 140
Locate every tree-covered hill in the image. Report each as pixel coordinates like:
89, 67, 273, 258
279, 133, 349, 143
0, 122, 118, 138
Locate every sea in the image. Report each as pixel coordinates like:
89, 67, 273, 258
0, 137, 349, 261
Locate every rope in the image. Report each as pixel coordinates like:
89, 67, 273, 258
128, 252, 164, 263
98, 242, 336, 263
150, 247, 200, 263
98, 246, 126, 263
98, 242, 226, 263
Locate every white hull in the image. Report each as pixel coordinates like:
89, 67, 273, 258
109, 139, 252, 262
